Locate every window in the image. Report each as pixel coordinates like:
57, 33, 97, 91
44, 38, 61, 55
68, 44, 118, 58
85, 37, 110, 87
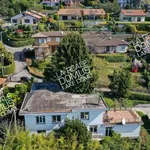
47, 37, 51, 42
81, 112, 89, 120
56, 37, 60, 42
24, 19, 30, 23
52, 115, 61, 123
121, 46, 126, 51
106, 127, 113, 136
36, 116, 46, 124
37, 130, 46, 133
39, 38, 46, 44
90, 126, 97, 133
12, 19, 17, 23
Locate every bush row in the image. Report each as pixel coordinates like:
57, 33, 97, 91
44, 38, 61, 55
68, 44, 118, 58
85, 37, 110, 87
96, 54, 127, 62
129, 92, 150, 101
2, 32, 35, 47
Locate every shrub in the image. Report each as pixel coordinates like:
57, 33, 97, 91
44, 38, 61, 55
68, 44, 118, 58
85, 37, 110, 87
0, 62, 15, 75
145, 17, 150, 21
96, 54, 127, 62
129, 92, 150, 101
53, 14, 59, 20
27, 66, 44, 78
136, 30, 148, 34
2, 32, 35, 47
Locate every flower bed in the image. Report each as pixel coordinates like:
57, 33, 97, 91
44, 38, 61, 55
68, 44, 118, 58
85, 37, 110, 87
27, 66, 44, 78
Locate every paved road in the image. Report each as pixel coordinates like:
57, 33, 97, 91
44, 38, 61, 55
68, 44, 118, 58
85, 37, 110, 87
10, 50, 33, 81
3, 44, 42, 82
133, 104, 150, 118
4, 44, 32, 53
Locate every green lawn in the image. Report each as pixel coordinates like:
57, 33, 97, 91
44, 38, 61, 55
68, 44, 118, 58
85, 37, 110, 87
116, 21, 150, 24
104, 96, 150, 108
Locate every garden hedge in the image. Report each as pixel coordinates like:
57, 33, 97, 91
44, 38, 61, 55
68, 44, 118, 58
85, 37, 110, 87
0, 62, 15, 75
2, 32, 34, 47
96, 54, 127, 62
129, 92, 150, 101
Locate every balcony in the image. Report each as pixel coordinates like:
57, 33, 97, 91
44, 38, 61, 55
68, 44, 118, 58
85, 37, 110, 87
92, 133, 103, 140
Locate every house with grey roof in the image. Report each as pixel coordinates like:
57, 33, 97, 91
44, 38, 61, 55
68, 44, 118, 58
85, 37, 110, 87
19, 88, 142, 139
85, 37, 129, 54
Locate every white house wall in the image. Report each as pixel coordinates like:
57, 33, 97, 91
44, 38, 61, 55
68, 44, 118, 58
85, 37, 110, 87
11, 14, 40, 25
41, 1, 60, 6
11, 14, 23, 24
141, 17, 145, 22
21, 15, 38, 25
24, 109, 106, 134
119, 12, 145, 22
113, 124, 141, 138
116, 45, 128, 53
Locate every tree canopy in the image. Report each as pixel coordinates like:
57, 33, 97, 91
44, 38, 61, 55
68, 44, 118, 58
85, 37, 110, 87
1, 125, 148, 150
55, 118, 92, 148
109, 70, 132, 98
0, 0, 42, 17
44, 33, 96, 94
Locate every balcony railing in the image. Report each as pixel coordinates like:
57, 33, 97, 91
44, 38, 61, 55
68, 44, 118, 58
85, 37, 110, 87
92, 133, 103, 140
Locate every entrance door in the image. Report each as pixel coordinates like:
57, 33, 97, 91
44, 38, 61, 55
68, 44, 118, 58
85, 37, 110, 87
51, 46, 56, 53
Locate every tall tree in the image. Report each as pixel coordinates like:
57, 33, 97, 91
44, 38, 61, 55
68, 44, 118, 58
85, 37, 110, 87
108, 70, 131, 98
55, 118, 92, 149
44, 33, 96, 94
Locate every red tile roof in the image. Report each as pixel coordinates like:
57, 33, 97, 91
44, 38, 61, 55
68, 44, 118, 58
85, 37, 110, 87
83, 9, 106, 15
103, 110, 142, 124
58, 9, 82, 16
121, 9, 147, 16
58, 9, 106, 16
0, 78, 6, 85
24, 10, 46, 19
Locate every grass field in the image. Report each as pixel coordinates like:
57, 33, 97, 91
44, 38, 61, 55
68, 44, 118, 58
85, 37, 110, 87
116, 21, 150, 24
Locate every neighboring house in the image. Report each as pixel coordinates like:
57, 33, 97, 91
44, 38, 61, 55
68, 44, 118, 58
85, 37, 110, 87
32, 31, 65, 59
120, 9, 146, 22
58, 9, 106, 20
103, 109, 142, 138
40, 0, 60, 6
118, 0, 131, 8
19, 87, 142, 139
11, 10, 46, 25
86, 37, 129, 53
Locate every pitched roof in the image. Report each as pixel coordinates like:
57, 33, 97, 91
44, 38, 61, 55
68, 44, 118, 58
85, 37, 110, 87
103, 110, 142, 125
58, 9, 82, 16
19, 90, 107, 115
83, 9, 106, 15
32, 31, 65, 38
121, 9, 147, 16
11, 10, 46, 20
58, 9, 106, 16
92, 38, 129, 47
0, 78, 6, 85
24, 10, 46, 19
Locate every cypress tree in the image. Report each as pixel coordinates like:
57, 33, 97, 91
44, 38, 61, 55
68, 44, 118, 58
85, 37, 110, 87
44, 33, 96, 94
